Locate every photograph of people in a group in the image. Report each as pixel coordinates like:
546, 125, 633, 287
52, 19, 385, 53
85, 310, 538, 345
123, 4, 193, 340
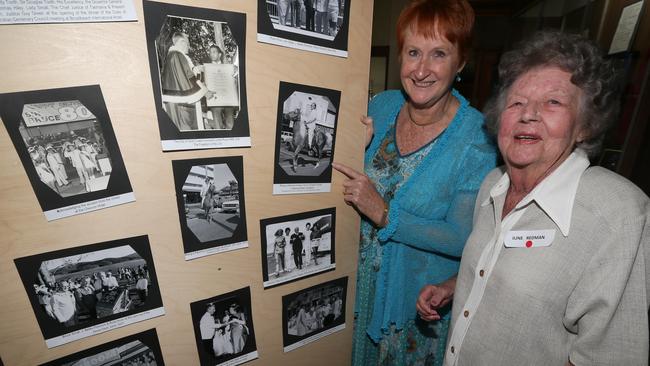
173, 156, 248, 260
144, 1, 249, 150
273, 82, 340, 194
265, 0, 345, 39
257, 0, 351, 57
0, 85, 135, 220
260, 207, 335, 288
282, 276, 347, 352
17, 101, 112, 197
14, 235, 164, 348
191, 287, 258, 366
40, 329, 164, 366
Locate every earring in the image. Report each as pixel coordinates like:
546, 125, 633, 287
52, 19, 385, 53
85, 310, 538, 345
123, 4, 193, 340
456, 74, 462, 82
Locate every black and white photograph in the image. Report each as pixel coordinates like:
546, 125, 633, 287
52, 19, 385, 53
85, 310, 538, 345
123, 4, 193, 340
0, 85, 135, 221
260, 208, 335, 288
14, 235, 165, 348
273, 82, 340, 195
172, 156, 248, 260
144, 0, 250, 151
191, 287, 258, 366
40, 328, 164, 366
257, 0, 351, 57
282, 276, 347, 352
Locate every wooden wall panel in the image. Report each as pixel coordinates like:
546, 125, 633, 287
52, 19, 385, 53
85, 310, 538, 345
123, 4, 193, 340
0, 0, 372, 364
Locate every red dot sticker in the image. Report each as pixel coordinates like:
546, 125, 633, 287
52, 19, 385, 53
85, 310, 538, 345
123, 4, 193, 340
525, 240, 533, 248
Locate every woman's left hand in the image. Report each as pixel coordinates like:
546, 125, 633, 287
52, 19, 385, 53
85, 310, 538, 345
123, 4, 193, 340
332, 162, 386, 227
416, 281, 454, 321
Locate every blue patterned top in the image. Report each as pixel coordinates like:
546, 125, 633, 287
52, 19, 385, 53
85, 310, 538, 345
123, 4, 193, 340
356, 89, 498, 342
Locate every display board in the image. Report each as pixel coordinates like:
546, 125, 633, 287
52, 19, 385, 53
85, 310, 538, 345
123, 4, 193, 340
0, 0, 372, 364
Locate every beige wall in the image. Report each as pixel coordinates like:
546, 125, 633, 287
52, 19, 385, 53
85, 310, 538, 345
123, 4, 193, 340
0, 0, 372, 365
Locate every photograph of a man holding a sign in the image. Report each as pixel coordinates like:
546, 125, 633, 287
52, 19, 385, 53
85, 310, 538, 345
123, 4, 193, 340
203, 44, 239, 130
144, 1, 250, 151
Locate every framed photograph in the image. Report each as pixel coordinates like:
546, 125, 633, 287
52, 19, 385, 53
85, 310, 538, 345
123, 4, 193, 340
190, 287, 258, 366
144, 0, 250, 151
608, 0, 644, 55
282, 276, 347, 352
14, 235, 165, 348
40, 328, 164, 366
257, 0, 351, 57
272, 82, 340, 195
260, 208, 335, 288
172, 156, 248, 260
0, 85, 135, 221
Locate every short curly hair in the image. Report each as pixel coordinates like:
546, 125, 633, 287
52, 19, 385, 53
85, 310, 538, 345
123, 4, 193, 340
483, 30, 620, 158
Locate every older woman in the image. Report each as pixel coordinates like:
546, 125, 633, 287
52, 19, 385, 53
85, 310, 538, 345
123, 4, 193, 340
418, 30, 650, 365
332, 0, 497, 364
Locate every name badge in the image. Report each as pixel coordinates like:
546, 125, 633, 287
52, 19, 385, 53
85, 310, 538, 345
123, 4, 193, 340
504, 229, 555, 248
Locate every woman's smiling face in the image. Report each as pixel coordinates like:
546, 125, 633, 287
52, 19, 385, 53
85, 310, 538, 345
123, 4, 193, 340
399, 27, 463, 109
498, 66, 584, 175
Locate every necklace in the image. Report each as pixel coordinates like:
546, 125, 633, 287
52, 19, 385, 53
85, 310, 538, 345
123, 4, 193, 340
406, 102, 447, 127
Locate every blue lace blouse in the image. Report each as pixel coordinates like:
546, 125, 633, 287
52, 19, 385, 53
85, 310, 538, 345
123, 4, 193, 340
357, 89, 498, 342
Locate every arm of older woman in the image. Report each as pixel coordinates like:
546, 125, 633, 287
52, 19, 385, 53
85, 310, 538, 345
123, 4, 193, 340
416, 276, 456, 321
563, 218, 650, 365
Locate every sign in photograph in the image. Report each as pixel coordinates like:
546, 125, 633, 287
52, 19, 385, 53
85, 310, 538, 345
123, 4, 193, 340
144, 1, 250, 151
0, 85, 135, 220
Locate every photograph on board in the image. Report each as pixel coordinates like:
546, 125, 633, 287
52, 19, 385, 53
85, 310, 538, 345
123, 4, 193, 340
257, 0, 351, 57
191, 287, 258, 366
144, 0, 250, 150
260, 207, 335, 288
172, 156, 248, 261
14, 235, 165, 348
40, 328, 164, 366
282, 276, 347, 352
273, 82, 340, 195
0, 85, 135, 221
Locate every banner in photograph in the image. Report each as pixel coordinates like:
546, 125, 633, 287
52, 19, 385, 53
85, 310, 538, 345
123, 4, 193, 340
0, 85, 135, 221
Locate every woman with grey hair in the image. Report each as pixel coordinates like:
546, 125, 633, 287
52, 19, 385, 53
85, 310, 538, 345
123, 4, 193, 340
417, 30, 650, 365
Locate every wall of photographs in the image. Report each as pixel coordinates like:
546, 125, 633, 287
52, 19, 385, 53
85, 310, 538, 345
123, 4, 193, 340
0, 0, 371, 365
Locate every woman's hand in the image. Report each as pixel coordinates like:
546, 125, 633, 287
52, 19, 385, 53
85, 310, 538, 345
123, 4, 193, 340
416, 277, 456, 321
332, 162, 386, 227
360, 115, 374, 147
